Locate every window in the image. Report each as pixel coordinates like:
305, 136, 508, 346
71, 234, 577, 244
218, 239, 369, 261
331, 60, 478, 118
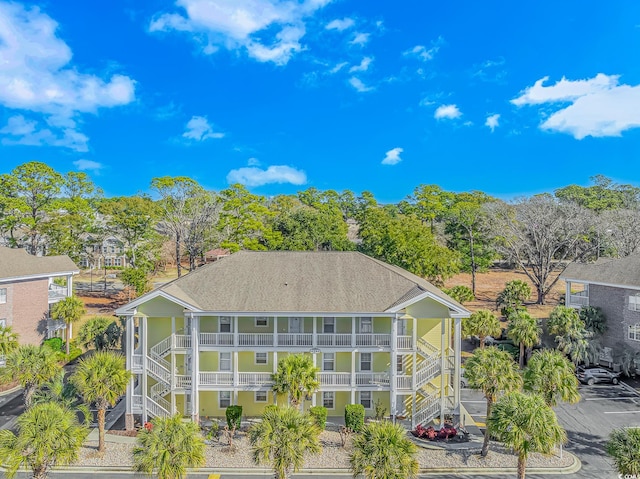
630, 295, 640, 312
219, 391, 231, 408
0, 319, 6, 328
220, 316, 232, 333
255, 316, 268, 327
255, 352, 267, 365
255, 390, 267, 402
110, 246, 115, 253
629, 324, 640, 342
114, 258, 122, 267
359, 317, 372, 334
323, 353, 335, 371
105, 258, 112, 267
397, 355, 403, 373
323, 317, 335, 333
359, 391, 372, 409
360, 353, 372, 371
219, 352, 232, 371
322, 391, 334, 409
0, 288, 6, 304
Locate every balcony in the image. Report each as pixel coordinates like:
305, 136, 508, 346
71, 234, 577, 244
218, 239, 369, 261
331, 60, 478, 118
48, 284, 67, 302
198, 332, 399, 349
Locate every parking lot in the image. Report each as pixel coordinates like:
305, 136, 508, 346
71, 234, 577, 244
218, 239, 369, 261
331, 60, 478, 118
462, 382, 640, 479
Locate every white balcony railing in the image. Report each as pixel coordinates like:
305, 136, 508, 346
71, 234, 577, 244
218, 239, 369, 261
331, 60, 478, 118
239, 333, 273, 346
238, 372, 272, 386
318, 372, 352, 386
199, 372, 233, 386
396, 335, 412, 350
200, 333, 234, 347
277, 333, 313, 347
317, 334, 352, 347
190, 332, 401, 349
174, 334, 191, 349
355, 372, 389, 386
355, 334, 390, 347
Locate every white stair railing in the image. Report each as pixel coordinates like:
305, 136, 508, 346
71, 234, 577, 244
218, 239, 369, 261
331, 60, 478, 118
413, 394, 440, 426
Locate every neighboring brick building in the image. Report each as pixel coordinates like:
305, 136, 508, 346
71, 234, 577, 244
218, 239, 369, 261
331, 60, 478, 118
562, 256, 640, 354
0, 247, 79, 345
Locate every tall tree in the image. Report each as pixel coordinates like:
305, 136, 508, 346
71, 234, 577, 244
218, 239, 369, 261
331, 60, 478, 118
2, 345, 62, 408
496, 280, 532, 317
463, 310, 502, 349
0, 401, 88, 479
606, 428, 640, 476
272, 354, 320, 409
523, 349, 580, 407
463, 346, 522, 457
489, 392, 566, 479
445, 191, 496, 295
507, 310, 541, 369
249, 406, 321, 479
600, 208, 640, 258
349, 421, 419, 479
488, 195, 594, 304
554, 175, 640, 212
71, 351, 132, 453
0, 326, 19, 358
403, 184, 454, 233
50, 295, 86, 356
547, 306, 595, 365
75, 316, 121, 351
133, 414, 205, 479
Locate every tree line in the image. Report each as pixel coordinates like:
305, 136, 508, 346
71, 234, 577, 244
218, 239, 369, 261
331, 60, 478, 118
3, 162, 640, 303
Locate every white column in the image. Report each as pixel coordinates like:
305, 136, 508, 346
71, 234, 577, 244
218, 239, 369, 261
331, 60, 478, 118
141, 315, 148, 424
191, 315, 199, 422
273, 316, 278, 347
273, 350, 278, 405
565, 281, 571, 306
351, 351, 356, 403
312, 317, 317, 348
453, 317, 462, 415
390, 314, 398, 422
439, 319, 446, 425
352, 317, 356, 348
125, 315, 133, 416
234, 316, 239, 347
233, 351, 239, 389
66, 274, 73, 297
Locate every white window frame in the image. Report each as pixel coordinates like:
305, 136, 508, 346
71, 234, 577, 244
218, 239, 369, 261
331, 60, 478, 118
219, 352, 232, 371
630, 295, 640, 312
219, 391, 231, 408
255, 391, 268, 402
359, 317, 373, 334
0, 319, 6, 328
0, 288, 6, 304
360, 352, 372, 372
359, 391, 372, 409
629, 324, 640, 342
219, 316, 232, 333
255, 316, 268, 327
323, 317, 335, 333
396, 354, 403, 373
322, 391, 335, 409
255, 352, 268, 365
322, 352, 335, 371
114, 257, 122, 267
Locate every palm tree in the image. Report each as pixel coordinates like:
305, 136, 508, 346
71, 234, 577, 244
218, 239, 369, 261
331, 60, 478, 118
463, 309, 502, 348
464, 346, 522, 457
0, 401, 88, 479
272, 354, 320, 408
32, 369, 91, 425
507, 309, 541, 368
0, 326, 19, 359
3, 345, 62, 408
489, 392, 566, 479
133, 414, 205, 479
50, 295, 86, 356
249, 406, 321, 479
606, 428, 640, 476
71, 350, 132, 452
523, 349, 580, 407
349, 420, 419, 479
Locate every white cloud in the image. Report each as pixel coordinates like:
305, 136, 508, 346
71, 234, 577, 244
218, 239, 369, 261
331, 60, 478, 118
0, 115, 89, 151
149, 0, 331, 65
325, 17, 354, 31
329, 62, 348, 74
485, 114, 500, 132
73, 159, 104, 172
434, 104, 461, 120
183, 116, 224, 141
226, 165, 307, 186
349, 56, 373, 73
381, 147, 403, 165
512, 73, 640, 139
348, 77, 374, 93
403, 37, 444, 62
247, 157, 261, 166
349, 32, 370, 46
0, 3, 136, 150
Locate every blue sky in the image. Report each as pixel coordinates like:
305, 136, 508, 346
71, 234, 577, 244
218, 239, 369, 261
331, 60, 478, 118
1, 1, 639, 202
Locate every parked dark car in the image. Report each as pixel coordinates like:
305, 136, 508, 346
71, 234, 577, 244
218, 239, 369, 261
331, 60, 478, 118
576, 366, 622, 385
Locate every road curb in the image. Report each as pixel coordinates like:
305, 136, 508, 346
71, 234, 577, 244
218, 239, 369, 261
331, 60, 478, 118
0, 385, 21, 397
3, 451, 580, 476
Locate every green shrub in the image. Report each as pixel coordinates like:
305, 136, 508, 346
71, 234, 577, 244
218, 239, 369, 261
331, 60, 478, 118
43, 337, 63, 352
496, 280, 531, 317
309, 406, 327, 430
345, 404, 365, 432
226, 405, 242, 430
263, 404, 278, 415
374, 398, 387, 421
444, 285, 475, 304
66, 345, 83, 362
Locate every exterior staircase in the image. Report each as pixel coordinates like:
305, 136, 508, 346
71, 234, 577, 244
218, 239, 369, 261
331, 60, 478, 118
145, 335, 182, 418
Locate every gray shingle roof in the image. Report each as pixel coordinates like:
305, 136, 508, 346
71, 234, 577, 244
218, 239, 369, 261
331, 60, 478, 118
154, 251, 466, 314
561, 256, 640, 289
0, 247, 79, 281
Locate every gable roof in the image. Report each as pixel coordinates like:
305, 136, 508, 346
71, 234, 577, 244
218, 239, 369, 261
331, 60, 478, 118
561, 256, 640, 289
0, 247, 79, 282
119, 251, 468, 315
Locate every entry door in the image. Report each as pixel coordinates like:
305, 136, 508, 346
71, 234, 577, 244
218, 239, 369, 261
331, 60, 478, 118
398, 319, 407, 336
289, 317, 302, 333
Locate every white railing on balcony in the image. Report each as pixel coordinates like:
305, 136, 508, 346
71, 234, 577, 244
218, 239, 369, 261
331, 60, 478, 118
238, 333, 273, 346
355, 372, 389, 386
146, 397, 171, 418
151, 381, 170, 399
175, 375, 192, 389
147, 357, 171, 384
174, 334, 191, 349
151, 336, 172, 358
317, 334, 352, 347
416, 357, 440, 388
199, 372, 233, 386
132, 354, 143, 369
396, 375, 412, 390
277, 333, 313, 347
48, 284, 67, 300
396, 335, 412, 350
356, 334, 391, 347
200, 333, 234, 347
414, 395, 440, 426
238, 372, 272, 386
568, 292, 589, 307
318, 372, 351, 386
